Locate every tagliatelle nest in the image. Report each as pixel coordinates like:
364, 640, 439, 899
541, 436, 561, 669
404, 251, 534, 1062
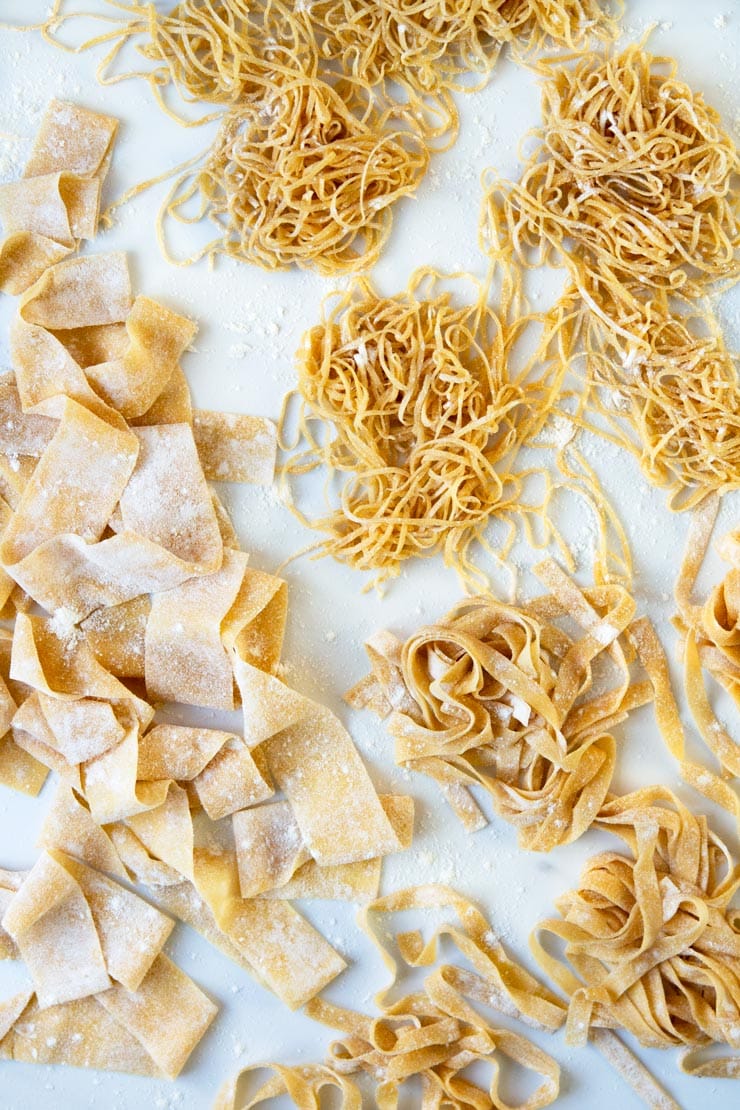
483, 43, 740, 305
577, 287, 740, 508
348, 559, 682, 848
310, 0, 622, 94
668, 500, 740, 821
217, 885, 566, 1110
162, 74, 429, 273
533, 789, 740, 1079
280, 269, 572, 583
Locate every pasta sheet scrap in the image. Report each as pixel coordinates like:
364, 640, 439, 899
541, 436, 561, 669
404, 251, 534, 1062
0, 101, 413, 1040
0, 100, 118, 295
0, 851, 216, 1078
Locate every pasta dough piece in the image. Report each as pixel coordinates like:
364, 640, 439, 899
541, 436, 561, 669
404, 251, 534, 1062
193, 409, 277, 485
20, 252, 133, 331
24, 99, 118, 180
191, 848, 347, 1010
2, 852, 110, 1008
145, 548, 247, 709
263, 703, 403, 866
119, 422, 222, 567
84, 296, 197, 420
0, 100, 118, 295
0, 955, 216, 1079
95, 954, 216, 1079
1, 850, 174, 1004
235, 794, 414, 902
0, 396, 138, 566
0, 232, 71, 296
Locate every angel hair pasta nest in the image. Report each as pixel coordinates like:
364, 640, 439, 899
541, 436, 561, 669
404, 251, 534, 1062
482, 42, 740, 305
280, 269, 570, 583
533, 788, 740, 1078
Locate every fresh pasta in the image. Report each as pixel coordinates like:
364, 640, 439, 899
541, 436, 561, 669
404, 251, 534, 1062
672, 497, 740, 821
219, 884, 565, 1110
21, 1, 620, 273
310, 0, 621, 94
575, 286, 740, 507
483, 42, 740, 506
533, 788, 740, 1079
349, 558, 678, 846
482, 43, 740, 305
162, 73, 429, 273
0, 104, 415, 1075
280, 268, 571, 585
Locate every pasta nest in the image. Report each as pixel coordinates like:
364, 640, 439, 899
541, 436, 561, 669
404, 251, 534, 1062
110, 0, 317, 107
180, 75, 428, 272
691, 564, 740, 703
534, 791, 740, 1064
349, 570, 654, 849
283, 273, 566, 579
582, 293, 740, 506
310, 0, 621, 94
483, 43, 740, 302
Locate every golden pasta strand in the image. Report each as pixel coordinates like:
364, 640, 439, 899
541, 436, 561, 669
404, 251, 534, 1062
532, 788, 740, 1079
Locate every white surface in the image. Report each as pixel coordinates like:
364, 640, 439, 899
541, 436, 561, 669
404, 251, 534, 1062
0, 2, 739, 1108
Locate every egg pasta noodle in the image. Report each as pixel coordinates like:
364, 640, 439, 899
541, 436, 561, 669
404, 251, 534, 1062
574, 283, 740, 508
673, 496, 740, 824
482, 42, 740, 303
532, 787, 740, 1081
483, 41, 740, 506
10, 1, 620, 273
308, 0, 622, 95
348, 556, 687, 846
158, 72, 430, 273
278, 266, 595, 587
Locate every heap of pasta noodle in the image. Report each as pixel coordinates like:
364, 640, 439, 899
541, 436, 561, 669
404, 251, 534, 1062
218, 885, 565, 1110
577, 284, 740, 507
347, 558, 680, 847
0, 103, 417, 1077
28, 1, 621, 273
672, 497, 740, 820
280, 268, 570, 583
482, 43, 740, 303
483, 42, 740, 505
310, 0, 622, 94
533, 788, 740, 1079
165, 74, 429, 272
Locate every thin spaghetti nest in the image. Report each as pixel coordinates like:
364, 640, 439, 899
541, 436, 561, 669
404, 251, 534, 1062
577, 287, 740, 508
162, 73, 429, 272
482, 43, 740, 304
347, 558, 679, 847
280, 269, 570, 583
310, 0, 622, 95
533, 788, 740, 1078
